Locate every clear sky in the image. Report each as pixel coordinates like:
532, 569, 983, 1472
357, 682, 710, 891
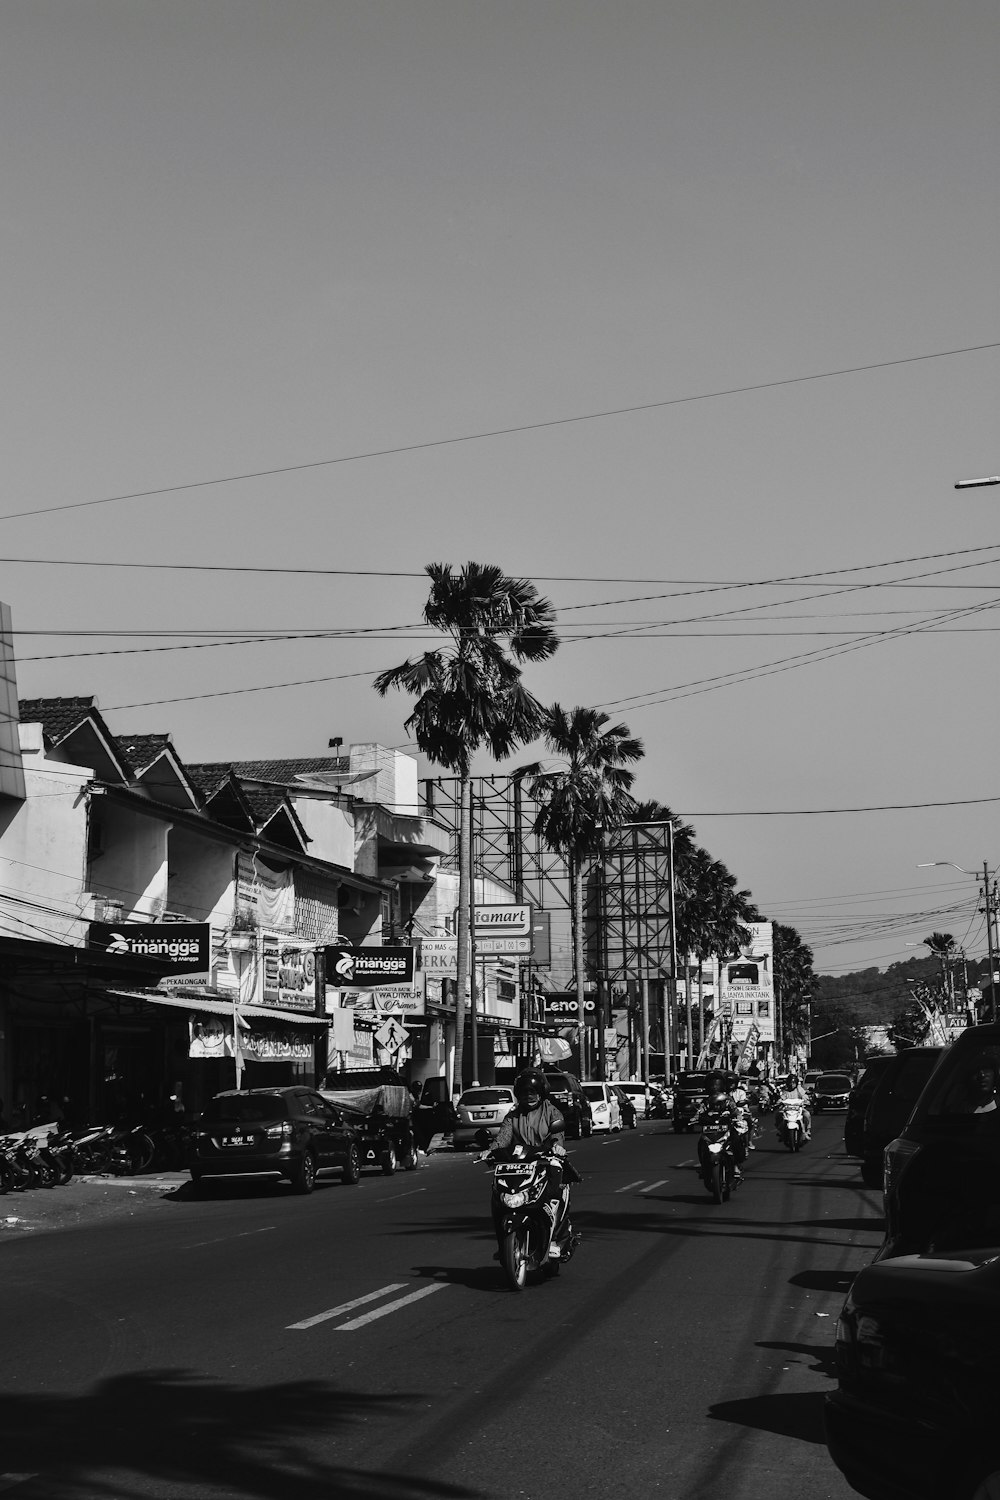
2, 1, 998, 979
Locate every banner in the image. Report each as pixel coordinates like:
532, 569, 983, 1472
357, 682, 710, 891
89, 921, 210, 974
261, 936, 318, 1013
325, 945, 415, 988
189, 1015, 234, 1059
719, 922, 775, 1044
236, 852, 295, 932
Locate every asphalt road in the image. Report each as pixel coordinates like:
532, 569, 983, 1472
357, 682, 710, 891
0, 1113, 878, 1500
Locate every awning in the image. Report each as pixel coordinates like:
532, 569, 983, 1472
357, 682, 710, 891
107, 988, 329, 1027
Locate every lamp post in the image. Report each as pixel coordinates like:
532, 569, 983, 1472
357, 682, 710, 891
917, 861, 997, 1021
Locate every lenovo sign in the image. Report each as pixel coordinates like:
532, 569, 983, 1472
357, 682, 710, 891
88, 922, 211, 973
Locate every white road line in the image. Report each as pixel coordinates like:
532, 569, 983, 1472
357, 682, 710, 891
180, 1226, 277, 1250
287, 1283, 407, 1330
616, 1180, 646, 1193
640, 1179, 669, 1193
336, 1283, 448, 1331
372, 1187, 427, 1204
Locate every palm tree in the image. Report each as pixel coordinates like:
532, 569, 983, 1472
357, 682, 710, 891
525, 706, 643, 1078
374, 562, 558, 1091
923, 931, 957, 1004
773, 922, 817, 1062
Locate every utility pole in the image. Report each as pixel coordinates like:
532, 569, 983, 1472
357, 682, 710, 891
982, 862, 999, 1022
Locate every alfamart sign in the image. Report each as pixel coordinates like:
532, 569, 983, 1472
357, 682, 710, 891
88, 922, 210, 974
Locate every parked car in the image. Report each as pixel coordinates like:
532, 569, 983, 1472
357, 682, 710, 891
190, 1086, 362, 1193
812, 1072, 853, 1112
616, 1081, 652, 1121
542, 1070, 592, 1139
826, 1244, 1000, 1500
844, 1055, 894, 1157
320, 1069, 419, 1174
452, 1086, 516, 1150
882, 1026, 1000, 1261
582, 1081, 622, 1132
610, 1084, 638, 1129
858, 1045, 945, 1189
804, 1068, 823, 1099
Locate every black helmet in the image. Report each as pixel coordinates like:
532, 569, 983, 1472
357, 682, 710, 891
706, 1072, 726, 1094
514, 1069, 549, 1104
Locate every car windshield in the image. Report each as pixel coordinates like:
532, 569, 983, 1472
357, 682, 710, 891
619, 1084, 645, 1095
207, 1094, 287, 1123
817, 1075, 851, 1090
459, 1089, 512, 1106
544, 1076, 571, 1091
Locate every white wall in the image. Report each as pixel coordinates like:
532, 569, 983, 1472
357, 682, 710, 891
1, 725, 93, 944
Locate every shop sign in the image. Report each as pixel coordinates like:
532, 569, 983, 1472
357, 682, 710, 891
544, 996, 596, 1018
719, 921, 775, 1044
89, 921, 210, 974
474, 904, 532, 936
421, 938, 458, 978
261, 936, 318, 1013
241, 1027, 314, 1063
189, 1015, 234, 1059
326, 945, 415, 988
476, 934, 531, 955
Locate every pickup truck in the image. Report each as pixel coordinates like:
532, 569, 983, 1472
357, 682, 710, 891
319, 1068, 420, 1174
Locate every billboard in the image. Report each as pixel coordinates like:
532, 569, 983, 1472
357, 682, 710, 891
324, 945, 415, 989
718, 922, 775, 1045
88, 921, 211, 974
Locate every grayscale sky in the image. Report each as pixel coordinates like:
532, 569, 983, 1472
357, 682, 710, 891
2, 0, 998, 979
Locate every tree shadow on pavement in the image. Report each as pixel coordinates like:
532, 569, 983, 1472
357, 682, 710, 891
0, 1369, 485, 1500
410, 1263, 504, 1293
788, 1267, 857, 1295
708, 1389, 828, 1445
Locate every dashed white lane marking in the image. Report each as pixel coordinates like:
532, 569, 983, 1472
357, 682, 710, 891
181, 1226, 277, 1250
372, 1187, 426, 1204
616, 1180, 645, 1193
336, 1283, 448, 1331
640, 1179, 670, 1193
288, 1284, 407, 1330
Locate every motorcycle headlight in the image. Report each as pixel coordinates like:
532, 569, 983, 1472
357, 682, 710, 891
502, 1190, 528, 1208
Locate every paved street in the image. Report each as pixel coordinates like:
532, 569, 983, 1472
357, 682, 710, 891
0, 1114, 873, 1500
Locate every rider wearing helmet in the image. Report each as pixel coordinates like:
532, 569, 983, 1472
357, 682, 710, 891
696, 1072, 746, 1177
483, 1067, 576, 1258
777, 1071, 812, 1140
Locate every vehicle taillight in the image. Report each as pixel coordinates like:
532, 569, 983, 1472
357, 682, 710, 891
883, 1136, 921, 1195
265, 1122, 294, 1141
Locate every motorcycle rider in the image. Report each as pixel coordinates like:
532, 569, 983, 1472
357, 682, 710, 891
776, 1072, 812, 1140
481, 1068, 578, 1259
696, 1072, 747, 1179
729, 1075, 757, 1150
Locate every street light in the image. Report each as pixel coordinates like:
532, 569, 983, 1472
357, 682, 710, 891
955, 475, 1000, 489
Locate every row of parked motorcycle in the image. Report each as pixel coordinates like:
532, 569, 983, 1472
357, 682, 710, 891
0, 1118, 193, 1192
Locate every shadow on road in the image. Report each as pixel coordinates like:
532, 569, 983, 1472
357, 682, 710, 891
788, 1266, 857, 1295
756, 1338, 839, 1379
0, 1369, 484, 1500
708, 1389, 828, 1445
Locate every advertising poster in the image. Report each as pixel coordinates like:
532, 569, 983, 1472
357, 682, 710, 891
261, 935, 318, 1013
325, 946, 415, 989
718, 922, 775, 1044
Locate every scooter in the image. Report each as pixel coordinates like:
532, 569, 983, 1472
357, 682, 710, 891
776, 1094, 807, 1151
697, 1109, 740, 1204
480, 1140, 580, 1292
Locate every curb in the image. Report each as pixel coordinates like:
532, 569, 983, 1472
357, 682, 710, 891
74, 1173, 188, 1190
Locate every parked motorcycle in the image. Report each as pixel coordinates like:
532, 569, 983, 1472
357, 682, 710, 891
481, 1141, 580, 1291
776, 1093, 807, 1151
697, 1107, 740, 1204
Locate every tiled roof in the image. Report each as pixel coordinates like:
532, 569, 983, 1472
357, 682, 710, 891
192, 756, 350, 785
185, 765, 235, 800
241, 787, 290, 826
115, 733, 173, 776
18, 696, 99, 745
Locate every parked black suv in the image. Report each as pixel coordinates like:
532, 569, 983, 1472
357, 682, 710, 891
191, 1085, 362, 1193
857, 1045, 944, 1188
542, 1071, 592, 1139
843, 1054, 894, 1157
882, 1024, 999, 1259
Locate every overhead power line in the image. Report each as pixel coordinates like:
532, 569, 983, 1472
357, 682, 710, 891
1, 340, 996, 524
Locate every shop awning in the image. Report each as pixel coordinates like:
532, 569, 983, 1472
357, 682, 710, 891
107, 988, 329, 1027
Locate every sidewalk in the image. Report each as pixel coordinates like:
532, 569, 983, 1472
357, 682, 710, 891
0, 1171, 189, 1237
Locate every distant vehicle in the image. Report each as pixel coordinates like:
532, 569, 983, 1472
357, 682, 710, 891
541, 1071, 592, 1139
857, 1046, 945, 1189
804, 1069, 823, 1099
582, 1082, 622, 1133
452, 1086, 516, 1151
190, 1086, 361, 1193
615, 1081, 652, 1120
844, 1056, 894, 1157
812, 1072, 853, 1112
320, 1069, 420, 1173
673, 1071, 735, 1133
610, 1084, 638, 1129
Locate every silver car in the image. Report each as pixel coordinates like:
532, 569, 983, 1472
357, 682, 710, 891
452, 1086, 516, 1150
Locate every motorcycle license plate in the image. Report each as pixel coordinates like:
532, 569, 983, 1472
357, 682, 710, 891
222, 1135, 253, 1147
